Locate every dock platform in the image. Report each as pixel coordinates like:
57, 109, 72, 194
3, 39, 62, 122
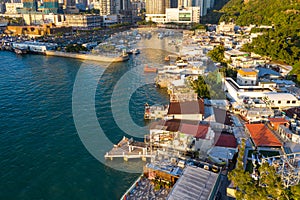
105, 137, 154, 161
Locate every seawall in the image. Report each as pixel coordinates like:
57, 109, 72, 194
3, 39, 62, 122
45, 51, 129, 63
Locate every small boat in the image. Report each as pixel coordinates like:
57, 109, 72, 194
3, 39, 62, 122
14, 48, 27, 55
144, 65, 158, 73
132, 48, 140, 55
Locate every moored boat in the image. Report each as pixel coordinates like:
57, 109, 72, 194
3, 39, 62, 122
132, 48, 140, 55
14, 48, 27, 55
144, 65, 158, 73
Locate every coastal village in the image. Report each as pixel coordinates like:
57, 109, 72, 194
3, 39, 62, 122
104, 24, 300, 199
1, 0, 300, 199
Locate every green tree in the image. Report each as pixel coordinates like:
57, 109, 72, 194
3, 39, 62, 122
190, 70, 226, 99
228, 139, 300, 199
207, 45, 225, 63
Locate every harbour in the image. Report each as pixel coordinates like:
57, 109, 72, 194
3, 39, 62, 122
0, 33, 172, 199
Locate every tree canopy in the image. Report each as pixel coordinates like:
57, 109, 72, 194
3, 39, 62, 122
228, 140, 300, 199
207, 45, 225, 63
190, 70, 226, 99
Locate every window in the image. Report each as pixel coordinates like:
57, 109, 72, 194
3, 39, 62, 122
278, 100, 281, 104
292, 100, 296, 104
287, 101, 290, 104
245, 81, 247, 84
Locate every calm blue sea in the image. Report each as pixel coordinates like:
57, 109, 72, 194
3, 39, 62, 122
0, 36, 174, 200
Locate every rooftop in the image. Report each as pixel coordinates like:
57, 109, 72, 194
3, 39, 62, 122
268, 118, 288, 124
149, 119, 210, 139
167, 165, 219, 200
238, 68, 258, 76
257, 67, 281, 78
214, 134, 237, 148
245, 124, 282, 147
168, 100, 205, 115
265, 93, 298, 101
179, 123, 209, 139
213, 107, 233, 126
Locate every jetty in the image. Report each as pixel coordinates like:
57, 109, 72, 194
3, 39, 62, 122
45, 50, 129, 63
105, 136, 154, 161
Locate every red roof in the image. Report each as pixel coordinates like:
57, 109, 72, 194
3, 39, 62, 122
168, 100, 205, 115
179, 123, 209, 139
246, 124, 282, 147
215, 134, 237, 148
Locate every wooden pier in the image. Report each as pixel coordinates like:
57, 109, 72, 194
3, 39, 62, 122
105, 136, 154, 161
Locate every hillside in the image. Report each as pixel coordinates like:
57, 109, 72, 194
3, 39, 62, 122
220, 0, 300, 28
218, 0, 300, 80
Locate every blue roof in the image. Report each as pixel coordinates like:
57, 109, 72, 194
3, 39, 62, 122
257, 67, 281, 77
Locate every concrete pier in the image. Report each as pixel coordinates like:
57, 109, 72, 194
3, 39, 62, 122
45, 50, 129, 63
105, 136, 154, 161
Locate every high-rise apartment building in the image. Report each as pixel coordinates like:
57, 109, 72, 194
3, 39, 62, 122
22, 0, 38, 11
42, 0, 59, 13
92, 0, 112, 15
178, 0, 192, 8
170, 0, 178, 8
193, 0, 214, 16
146, 0, 170, 14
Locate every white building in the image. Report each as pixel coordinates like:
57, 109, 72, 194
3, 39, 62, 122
145, 14, 166, 23
166, 7, 200, 24
236, 68, 258, 86
5, 3, 23, 14
225, 77, 276, 102
264, 93, 299, 109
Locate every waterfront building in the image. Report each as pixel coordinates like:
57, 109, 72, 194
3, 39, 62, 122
6, 23, 72, 36
65, 14, 102, 29
165, 6, 200, 24
5, 2, 23, 14
167, 100, 205, 121
12, 41, 58, 53
149, 119, 215, 154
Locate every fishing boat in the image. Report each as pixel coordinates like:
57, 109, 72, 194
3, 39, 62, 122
144, 65, 158, 73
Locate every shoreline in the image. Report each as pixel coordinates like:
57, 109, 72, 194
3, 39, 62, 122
45, 50, 129, 63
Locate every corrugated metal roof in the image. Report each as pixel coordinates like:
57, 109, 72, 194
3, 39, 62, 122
167, 166, 219, 200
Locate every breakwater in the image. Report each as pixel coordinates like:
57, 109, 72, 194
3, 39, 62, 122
45, 50, 129, 63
